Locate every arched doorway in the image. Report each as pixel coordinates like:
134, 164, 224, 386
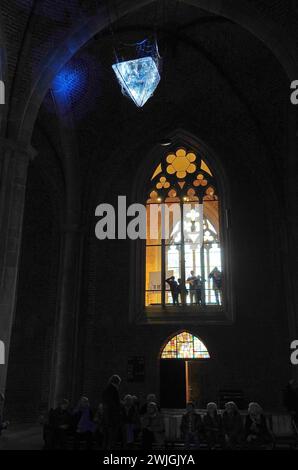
160, 331, 210, 409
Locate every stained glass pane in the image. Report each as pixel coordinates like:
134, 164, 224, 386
176, 331, 193, 343
194, 337, 210, 358
177, 340, 193, 358
161, 338, 177, 358
161, 332, 209, 359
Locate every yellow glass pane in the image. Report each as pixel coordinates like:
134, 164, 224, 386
186, 152, 196, 162
145, 245, 161, 306
201, 159, 213, 176
146, 204, 161, 244
176, 148, 186, 157
151, 163, 162, 180
167, 164, 176, 175
166, 154, 176, 163
187, 163, 196, 174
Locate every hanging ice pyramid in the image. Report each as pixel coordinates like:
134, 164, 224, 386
112, 56, 160, 107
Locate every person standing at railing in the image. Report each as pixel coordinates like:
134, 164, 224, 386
208, 267, 222, 305
165, 276, 180, 305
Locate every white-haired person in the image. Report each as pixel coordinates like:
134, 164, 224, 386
203, 402, 223, 449
244, 402, 273, 449
141, 402, 165, 450
222, 401, 243, 449
121, 394, 140, 448
140, 393, 160, 415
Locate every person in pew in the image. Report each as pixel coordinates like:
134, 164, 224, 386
46, 398, 72, 450
284, 379, 298, 428
0, 393, 9, 438
121, 394, 140, 448
94, 403, 104, 449
73, 396, 96, 450
132, 395, 140, 413
244, 402, 273, 449
180, 402, 202, 449
140, 393, 160, 415
222, 401, 243, 449
141, 402, 165, 450
203, 402, 223, 449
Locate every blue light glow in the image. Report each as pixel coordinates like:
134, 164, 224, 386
52, 65, 83, 97
112, 57, 160, 107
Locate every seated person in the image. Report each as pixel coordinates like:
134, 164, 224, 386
203, 402, 223, 449
140, 394, 160, 415
121, 394, 140, 448
222, 401, 243, 449
0, 393, 9, 437
244, 402, 273, 448
73, 396, 96, 450
93, 403, 104, 449
180, 402, 202, 449
46, 398, 72, 450
141, 402, 165, 450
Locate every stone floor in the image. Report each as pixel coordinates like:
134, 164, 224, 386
0, 425, 43, 450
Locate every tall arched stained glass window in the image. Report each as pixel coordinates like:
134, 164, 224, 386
145, 147, 222, 308
161, 332, 210, 359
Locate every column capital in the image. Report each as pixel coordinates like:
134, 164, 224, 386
0, 137, 37, 161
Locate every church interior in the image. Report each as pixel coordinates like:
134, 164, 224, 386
0, 0, 298, 451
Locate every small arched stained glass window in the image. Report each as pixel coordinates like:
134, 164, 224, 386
161, 331, 210, 359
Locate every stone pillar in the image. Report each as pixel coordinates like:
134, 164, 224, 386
0, 138, 36, 397
49, 224, 85, 407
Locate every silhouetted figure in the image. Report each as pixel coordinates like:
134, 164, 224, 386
180, 402, 202, 449
222, 401, 243, 449
166, 276, 179, 305
121, 394, 140, 448
73, 396, 96, 450
94, 403, 104, 449
102, 374, 122, 450
244, 402, 273, 449
177, 278, 188, 304
203, 402, 223, 449
132, 395, 140, 412
0, 393, 9, 437
208, 267, 222, 305
284, 379, 298, 428
46, 398, 72, 449
187, 271, 202, 304
141, 402, 165, 450
140, 394, 160, 416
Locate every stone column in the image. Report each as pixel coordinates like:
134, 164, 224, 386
0, 138, 36, 397
49, 224, 85, 407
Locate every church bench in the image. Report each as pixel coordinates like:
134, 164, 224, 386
161, 409, 297, 449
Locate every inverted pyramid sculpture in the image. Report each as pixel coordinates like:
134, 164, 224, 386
112, 56, 160, 107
